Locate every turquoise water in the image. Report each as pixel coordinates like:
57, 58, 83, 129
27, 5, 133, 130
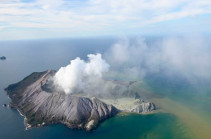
145, 73, 211, 125
1, 111, 188, 139
0, 38, 210, 138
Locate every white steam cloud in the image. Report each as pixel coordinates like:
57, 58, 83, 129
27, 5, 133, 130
53, 53, 110, 94
53, 36, 211, 96
106, 36, 211, 82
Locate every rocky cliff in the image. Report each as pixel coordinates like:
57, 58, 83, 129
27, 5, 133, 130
0, 56, 6, 60
131, 101, 156, 113
5, 70, 156, 131
5, 70, 119, 131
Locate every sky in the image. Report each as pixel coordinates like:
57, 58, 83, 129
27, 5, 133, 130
0, 0, 211, 40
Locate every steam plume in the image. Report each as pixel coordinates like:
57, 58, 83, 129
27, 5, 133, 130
53, 35, 211, 96
105, 36, 211, 82
53, 53, 110, 94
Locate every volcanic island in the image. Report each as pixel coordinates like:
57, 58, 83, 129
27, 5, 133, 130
5, 70, 156, 131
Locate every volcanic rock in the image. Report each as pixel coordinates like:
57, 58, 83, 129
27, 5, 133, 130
5, 70, 118, 131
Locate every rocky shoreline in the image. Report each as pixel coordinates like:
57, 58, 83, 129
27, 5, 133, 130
5, 70, 156, 131
5, 70, 119, 131
0, 56, 6, 60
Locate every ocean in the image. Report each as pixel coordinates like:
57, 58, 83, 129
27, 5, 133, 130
0, 38, 210, 139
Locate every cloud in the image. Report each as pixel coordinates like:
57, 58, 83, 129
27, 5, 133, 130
160, 36, 211, 80
105, 36, 211, 82
52, 35, 211, 97
0, 0, 211, 40
53, 53, 131, 97
53, 53, 110, 95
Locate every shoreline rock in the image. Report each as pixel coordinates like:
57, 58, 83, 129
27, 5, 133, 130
2, 104, 7, 107
0, 56, 6, 60
5, 69, 156, 131
130, 101, 156, 113
5, 70, 119, 131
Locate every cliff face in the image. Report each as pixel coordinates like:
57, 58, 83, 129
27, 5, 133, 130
131, 102, 156, 113
0, 56, 6, 60
5, 70, 118, 131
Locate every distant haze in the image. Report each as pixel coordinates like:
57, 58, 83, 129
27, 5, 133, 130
52, 35, 211, 95
106, 36, 211, 82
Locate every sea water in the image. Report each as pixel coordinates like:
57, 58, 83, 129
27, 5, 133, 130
0, 38, 210, 139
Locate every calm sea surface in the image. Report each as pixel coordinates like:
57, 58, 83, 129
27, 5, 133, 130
0, 38, 210, 139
